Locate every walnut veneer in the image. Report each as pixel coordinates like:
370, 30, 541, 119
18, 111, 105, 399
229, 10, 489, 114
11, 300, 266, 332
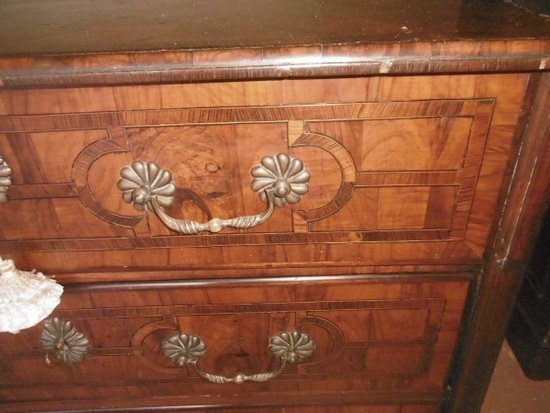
0, 1, 550, 412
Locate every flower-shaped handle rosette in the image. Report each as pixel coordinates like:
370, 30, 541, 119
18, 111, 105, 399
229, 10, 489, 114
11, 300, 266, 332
162, 334, 206, 367
162, 330, 314, 384
117, 154, 309, 235
40, 317, 89, 366
268, 330, 315, 363
250, 153, 310, 207
117, 161, 176, 212
0, 156, 12, 204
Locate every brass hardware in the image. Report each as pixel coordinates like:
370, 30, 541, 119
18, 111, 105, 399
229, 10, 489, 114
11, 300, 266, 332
118, 153, 310, 234
0, 156, 11, 204
40, 317, 89, 366
162, 330, 314, 384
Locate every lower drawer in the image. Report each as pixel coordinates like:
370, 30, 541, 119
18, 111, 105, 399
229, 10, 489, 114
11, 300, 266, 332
0, 275, 471, 412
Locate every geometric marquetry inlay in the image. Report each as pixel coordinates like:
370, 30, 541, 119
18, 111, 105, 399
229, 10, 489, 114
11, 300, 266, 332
0, 98, 497, 263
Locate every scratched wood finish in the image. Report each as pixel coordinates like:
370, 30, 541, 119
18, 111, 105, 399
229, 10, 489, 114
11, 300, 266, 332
0, 2, 549, 87
1, 39, 549, 89
2, 0, 550, 55
0, 74, 529, 279
0, 277, 469, 412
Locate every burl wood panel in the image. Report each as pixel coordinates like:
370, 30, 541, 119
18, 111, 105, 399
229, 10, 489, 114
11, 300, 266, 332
0, 276, 469, 412
0, 74, 528, 278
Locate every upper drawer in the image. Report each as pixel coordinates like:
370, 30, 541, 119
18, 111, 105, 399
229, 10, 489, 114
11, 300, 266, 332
0, 74, 528, 276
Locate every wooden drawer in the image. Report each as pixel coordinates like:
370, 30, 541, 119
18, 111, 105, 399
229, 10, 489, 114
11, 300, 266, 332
0, 2, 549, 412
0, 74, 527, 280
0, 275, 470, 412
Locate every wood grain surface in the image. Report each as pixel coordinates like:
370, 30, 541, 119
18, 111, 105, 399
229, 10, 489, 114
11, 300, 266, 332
0, 74, 528, 280
0, 4, 548, 413
0, 1, 549, 87
0, 276, 469, 412
1, 0, 549, 54
444, 72, 550, 413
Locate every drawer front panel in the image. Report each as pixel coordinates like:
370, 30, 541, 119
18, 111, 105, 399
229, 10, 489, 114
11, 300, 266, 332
0, 74, 527, 275
0, 277, 470, 411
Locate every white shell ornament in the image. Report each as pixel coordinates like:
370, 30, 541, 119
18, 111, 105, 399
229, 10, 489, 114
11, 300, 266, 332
0, 156, 11, 204
0, 257, 63, 334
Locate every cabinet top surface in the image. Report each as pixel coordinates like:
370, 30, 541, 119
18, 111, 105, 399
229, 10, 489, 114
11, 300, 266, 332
1, 0, 550, 56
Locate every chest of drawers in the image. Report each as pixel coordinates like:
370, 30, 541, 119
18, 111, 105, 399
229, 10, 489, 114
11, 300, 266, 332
1, 1, 550, 412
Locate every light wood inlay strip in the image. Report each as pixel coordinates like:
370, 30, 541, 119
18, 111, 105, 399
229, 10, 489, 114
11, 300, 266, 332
0, 100, 482, 132
8, 183, 77, 199
451, 101, 495, 234
52, 298, 444, 318
71, 137, 142, 227
287, 120, 304, 145
356, 171, 461, 187
0, 229, 455, 253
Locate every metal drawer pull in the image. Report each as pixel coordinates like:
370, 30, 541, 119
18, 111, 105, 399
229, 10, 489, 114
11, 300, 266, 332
162, 330, 315, 384
118, 153, 310, 234
0, 156, 11, 204
40, 317, 89, 366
